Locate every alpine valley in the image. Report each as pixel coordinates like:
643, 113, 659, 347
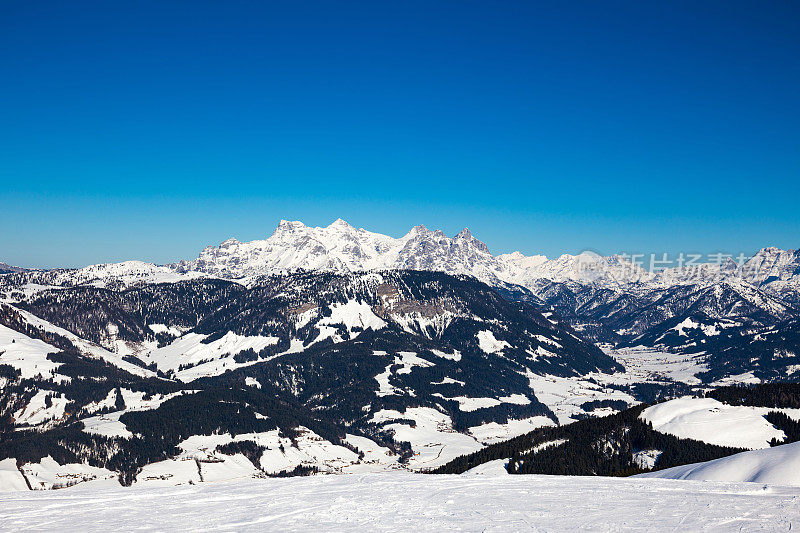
2, 219, 800, 490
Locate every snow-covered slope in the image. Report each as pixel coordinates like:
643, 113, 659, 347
1, 473, 798, 531
0, 324, 62, 381
1, 303, 155, 378
638, 441, 800, 486
0, 459, 29, 492
640, 396, 800, 449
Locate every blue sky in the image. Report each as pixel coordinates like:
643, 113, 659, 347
1, 1, 798, 268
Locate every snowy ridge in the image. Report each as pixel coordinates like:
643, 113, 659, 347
0, 261, 210, 291
173, 219, 664, 289
638, 441, 800, 486
171, 220, 800, 296
3, 219, 799, 304
174, 219, 515, 285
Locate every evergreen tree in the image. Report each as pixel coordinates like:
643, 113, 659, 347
115, 387, 126, 411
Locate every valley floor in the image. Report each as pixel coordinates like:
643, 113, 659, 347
0, 472, 797, 532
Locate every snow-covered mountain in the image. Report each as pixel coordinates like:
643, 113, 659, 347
2, 219, 799, 383
173, 219, 515, 286
4, 219, 798, 299
1, 219, 800, 491
0, 268, 653, 488
172, 219, 800, 295
0, 263, 26, 275
172, 219, 662, 289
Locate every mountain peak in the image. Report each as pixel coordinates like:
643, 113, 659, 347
0, 261, 27, 273
754, 246, 792, 257
273, 220, 309, 236
278, 219, 306, 228
497, 252, 549, 270
327, 218, 354, 230
453, 227, 490, 254
404, 224, 430, 238
177, 220, 800, 293
455, 227, 473, 239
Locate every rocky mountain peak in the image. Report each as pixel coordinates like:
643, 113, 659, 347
328, 218, 355, 230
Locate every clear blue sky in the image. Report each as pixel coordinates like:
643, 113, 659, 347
1, 1, 798, 268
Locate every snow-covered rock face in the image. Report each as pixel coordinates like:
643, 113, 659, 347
168, 220, 800, 298
176, 219, 660, 288
182, 219, 401, 277
177, 219, 509, 284
3, 219, 798, 302
743, 247, 800, 282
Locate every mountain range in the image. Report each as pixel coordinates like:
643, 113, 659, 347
0, 219, 798, 489
8, 219, 799, 290
3, 219, 798, 382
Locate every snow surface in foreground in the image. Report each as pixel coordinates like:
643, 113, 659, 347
0, 473, 797, 532
638, 441, 800, 486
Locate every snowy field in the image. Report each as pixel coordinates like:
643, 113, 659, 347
640, 396, 800, 449
1, 473, 798, 532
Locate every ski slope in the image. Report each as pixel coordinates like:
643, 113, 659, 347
638, 441, 800, 486
0, 473, 798, 531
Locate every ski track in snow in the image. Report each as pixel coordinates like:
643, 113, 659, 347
0, 473, 798, 532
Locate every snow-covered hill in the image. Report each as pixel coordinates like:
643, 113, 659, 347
638, 441, 800, 486
640, 396, 800, 450
428, 380, 800, 479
